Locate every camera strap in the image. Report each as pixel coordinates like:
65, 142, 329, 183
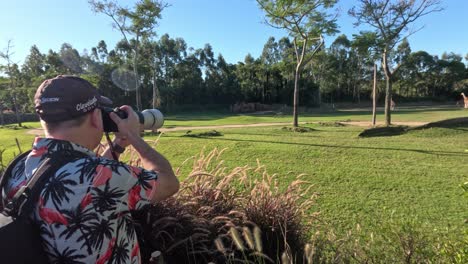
105, 132, 119, 161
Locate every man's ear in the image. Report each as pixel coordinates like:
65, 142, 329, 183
89, 108, 103, 130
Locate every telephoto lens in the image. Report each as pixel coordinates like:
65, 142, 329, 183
140, 109, 164, 130
101, 107, 164, 132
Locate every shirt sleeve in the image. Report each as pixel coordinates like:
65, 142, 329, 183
124, 165, 159, 210
99, 160, 158, 211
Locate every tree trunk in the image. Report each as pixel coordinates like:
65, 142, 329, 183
372, 63, 377, 127
13, 98, 22, 127
134, 41, 141, 111
357, 85, 360, 103
152, 70, 161, 109
316, 85, 321, 106
382, 49, 392, 127
0, 104, 4, 126
384, 76, 392, 126
293, 68, 300, 127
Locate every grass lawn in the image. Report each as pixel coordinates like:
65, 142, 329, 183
163, 105, 468, 127
0, 122, 41, 165
154, 124, 467, 238
1, 106, 467, 242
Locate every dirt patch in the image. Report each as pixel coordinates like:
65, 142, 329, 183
26, 128, 45, 136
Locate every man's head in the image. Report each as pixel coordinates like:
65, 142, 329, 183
35, 75, 112, 122
34, 75, 112, 148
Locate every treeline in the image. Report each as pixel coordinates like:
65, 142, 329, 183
1, 34, 468, 113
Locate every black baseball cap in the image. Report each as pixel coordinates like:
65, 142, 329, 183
34, 75, 112, 122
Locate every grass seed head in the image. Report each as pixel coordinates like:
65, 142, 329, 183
230, 227, 245, 251
242, 226, 256, 250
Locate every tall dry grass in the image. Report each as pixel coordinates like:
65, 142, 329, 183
111, 139, 318, 263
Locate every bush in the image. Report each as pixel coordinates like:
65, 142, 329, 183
128, 148, 317, 263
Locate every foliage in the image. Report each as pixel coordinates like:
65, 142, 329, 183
1, 36, 467, 114
89, 0, 168, 110
349, 0, 444, 126
256, 0, 338, 126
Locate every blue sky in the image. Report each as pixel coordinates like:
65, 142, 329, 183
1, 0, 467, 66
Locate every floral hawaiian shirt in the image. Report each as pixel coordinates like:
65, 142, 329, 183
2, 137, 158, 264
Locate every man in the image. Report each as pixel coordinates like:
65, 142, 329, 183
2, 75, 179, 263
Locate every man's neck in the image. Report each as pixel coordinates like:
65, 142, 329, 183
44, 128, 98, 151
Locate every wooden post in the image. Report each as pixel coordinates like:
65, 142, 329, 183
15, 138, 22, 153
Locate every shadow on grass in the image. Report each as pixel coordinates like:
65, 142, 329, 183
226, 132, 321, 138
358, 126, 408, 137
0, 125, 33, 130
182, 130, 223, 138
169, 135, 468, 157
358, 117, 468, 138
409, 117, 468, 130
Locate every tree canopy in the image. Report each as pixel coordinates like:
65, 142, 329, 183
1, 1, 467, 125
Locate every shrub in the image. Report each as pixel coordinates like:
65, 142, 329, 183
128, 147, 317, 263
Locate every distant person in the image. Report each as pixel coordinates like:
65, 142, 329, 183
2, 75, 179, 263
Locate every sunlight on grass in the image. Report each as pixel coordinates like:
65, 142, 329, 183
0, 107, 466, 258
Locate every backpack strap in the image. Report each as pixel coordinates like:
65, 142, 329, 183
0, 151, 31, 210
3, 150, 87, 217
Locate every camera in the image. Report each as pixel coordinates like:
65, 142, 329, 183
101, 107, 164, 132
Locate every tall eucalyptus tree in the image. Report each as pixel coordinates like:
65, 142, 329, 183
89, 0, 168, 110
349, 0, 443, 126
257, 0, 338, 127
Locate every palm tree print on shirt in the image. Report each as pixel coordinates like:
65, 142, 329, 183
4, 137, 158, 263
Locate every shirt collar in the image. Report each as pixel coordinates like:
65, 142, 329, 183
32, 137, 97, 157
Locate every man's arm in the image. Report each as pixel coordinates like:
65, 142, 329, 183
126, 133, 179, 203
108, 106, 179, 203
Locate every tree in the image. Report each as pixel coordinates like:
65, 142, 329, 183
45, 49, 66, 75
89, 0, 168, 110
260, 37, 280, 103
0, 40, 22, 126
22, 45, 45, 82
329, 34, 351, 100
59, 43, 83, 74
92, 40, 109, 63
146, 34, 187, 108
257, 0, 338, 127
236, 54, 263, 103
349, 0, 443, 126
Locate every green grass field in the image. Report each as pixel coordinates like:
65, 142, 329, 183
157, 125, 467, 236
163, 105, 468, 127
1, 106, 467, 245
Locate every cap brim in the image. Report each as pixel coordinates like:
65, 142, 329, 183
98, 96, 113, 106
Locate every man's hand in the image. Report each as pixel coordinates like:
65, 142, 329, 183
109, 105, 141, 148
109, 105, 178, 202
